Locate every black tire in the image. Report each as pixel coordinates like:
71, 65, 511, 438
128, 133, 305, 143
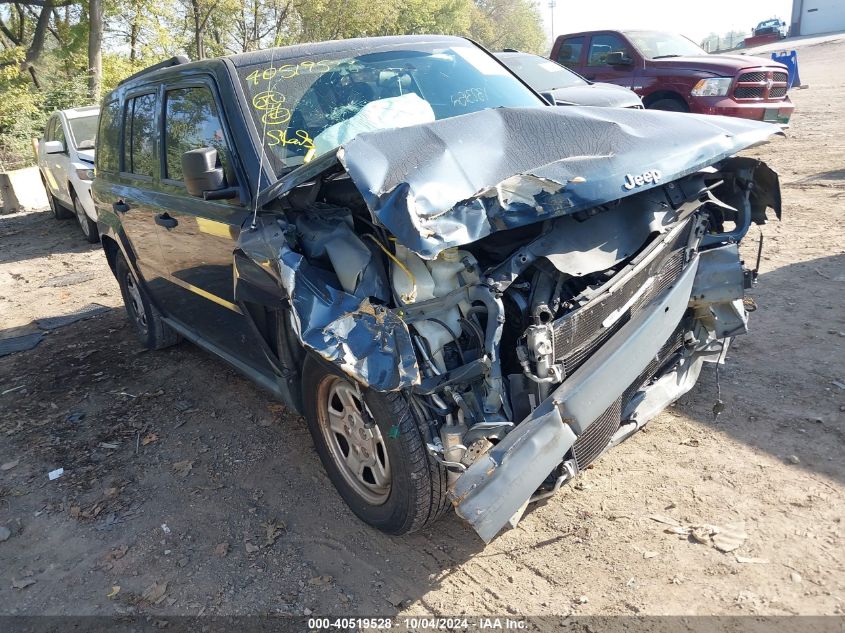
115, 252, 180, 350
42, 174, 72, 219
302, 355, 449, 535
72, 190, 99, 244
648, 97, 689, 113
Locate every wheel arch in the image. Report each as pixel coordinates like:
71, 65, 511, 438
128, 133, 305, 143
643, 90, 689, 110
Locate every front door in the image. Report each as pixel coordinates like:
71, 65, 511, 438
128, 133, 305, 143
149, 81, 272, 375
582, 33, 636, 87
45, 117, 71, 205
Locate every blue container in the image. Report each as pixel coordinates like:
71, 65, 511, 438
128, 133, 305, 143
771, 50, 801, 88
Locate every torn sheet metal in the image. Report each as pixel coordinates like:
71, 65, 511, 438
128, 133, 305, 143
236, 217, 419, 391
334, 106, 781, 259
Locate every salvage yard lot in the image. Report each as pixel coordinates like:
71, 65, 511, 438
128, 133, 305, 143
1, 38, 843, 617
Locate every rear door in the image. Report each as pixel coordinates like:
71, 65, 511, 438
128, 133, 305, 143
109, 91, 171, 290
149, 79, 271, 373
582, 33, 635, 87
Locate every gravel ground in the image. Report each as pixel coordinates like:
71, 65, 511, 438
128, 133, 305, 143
0, 37, 843, 619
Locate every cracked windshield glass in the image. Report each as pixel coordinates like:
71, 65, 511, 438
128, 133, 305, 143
236, 41, 542, 174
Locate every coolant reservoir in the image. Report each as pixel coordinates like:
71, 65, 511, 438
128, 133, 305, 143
391, 245, 469, 373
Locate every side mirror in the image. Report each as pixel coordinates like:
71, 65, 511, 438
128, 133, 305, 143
44, 140, 65, 154
605, 51, 633, 66
182, 147, 227, 198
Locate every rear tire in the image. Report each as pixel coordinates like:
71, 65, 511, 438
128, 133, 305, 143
302, 355, 449, 535
115, 252, 180, 350
648, 97, 689, 112
72, 190, 99, 244
42, 174, 72, 219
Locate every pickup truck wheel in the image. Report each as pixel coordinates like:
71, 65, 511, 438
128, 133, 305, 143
302, 356, 449, 535
42, 174, 72, 220
648, 97, 689, 113
115, 253, 180, 350
72, 191, 99, 244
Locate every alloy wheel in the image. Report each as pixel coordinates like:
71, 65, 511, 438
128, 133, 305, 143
316, 375, 391, 505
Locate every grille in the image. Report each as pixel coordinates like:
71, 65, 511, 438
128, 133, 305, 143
738, 71, 766, 83
769, 86, 787, 98
569, 325, 687, 472
773, 71, 788, 83
735, 86, 764, 99
572, 397, 622, 470
552, 221, 691, 372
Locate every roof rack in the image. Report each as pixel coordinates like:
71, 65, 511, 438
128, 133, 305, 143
118, 55, 190, 87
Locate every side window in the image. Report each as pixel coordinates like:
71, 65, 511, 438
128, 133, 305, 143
44, 118, 55, 142
164, 86, 231, 183
556, 37, 584, 69
97, 100, 122, 173
54, 119, 66, 148
587, 34, 627, 67
123, 93, 157, 177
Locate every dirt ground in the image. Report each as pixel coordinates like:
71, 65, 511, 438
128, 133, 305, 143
1, 38, 843, 620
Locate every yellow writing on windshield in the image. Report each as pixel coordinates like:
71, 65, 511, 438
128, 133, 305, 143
251, 90, 291, 125
267, 128, 314, 150
244, 59, 340, 86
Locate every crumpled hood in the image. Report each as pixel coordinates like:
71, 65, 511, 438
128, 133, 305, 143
334, 106, 781, 259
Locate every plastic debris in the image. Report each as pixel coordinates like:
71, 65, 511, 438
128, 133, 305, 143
12, 578, 36, 590
1, 459, 19, 471
160, 523, 171, 535
48, 468, 64, 480
0, 526, 11, 542
141, 581, 168, 604
107, 585, 121, 598
736, 555, 769, 564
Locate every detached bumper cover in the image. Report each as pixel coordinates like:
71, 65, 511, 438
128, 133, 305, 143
453, 255, 700, 542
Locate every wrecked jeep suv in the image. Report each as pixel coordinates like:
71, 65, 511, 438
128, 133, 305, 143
93, 35, 782, 542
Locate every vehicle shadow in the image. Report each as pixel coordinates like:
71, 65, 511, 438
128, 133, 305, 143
0, 207, 96, 264
671, 252, 844, 486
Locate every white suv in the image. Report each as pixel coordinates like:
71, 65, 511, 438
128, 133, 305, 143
37, 105, 100, 243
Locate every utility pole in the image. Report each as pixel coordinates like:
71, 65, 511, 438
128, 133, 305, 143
549, 0, 557, 41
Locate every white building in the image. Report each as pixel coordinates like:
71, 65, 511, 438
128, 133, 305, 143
790, 0, 845, 36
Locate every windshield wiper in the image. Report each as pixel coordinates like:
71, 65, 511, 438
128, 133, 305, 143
652, 54, 682, 59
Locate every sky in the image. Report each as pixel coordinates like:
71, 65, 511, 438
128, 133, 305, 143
540, 0, 794, 45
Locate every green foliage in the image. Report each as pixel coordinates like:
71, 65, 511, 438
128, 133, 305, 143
0, 0, 547, 169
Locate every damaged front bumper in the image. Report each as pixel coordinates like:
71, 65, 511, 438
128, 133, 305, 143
452, 254, 701, 542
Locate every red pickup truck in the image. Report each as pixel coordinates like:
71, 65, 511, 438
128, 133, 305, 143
550, 30, 794, 125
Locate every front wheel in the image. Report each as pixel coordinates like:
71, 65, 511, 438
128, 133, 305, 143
73, 191, 99, 243
648, 97, 689, 112
302, 356, 449, 535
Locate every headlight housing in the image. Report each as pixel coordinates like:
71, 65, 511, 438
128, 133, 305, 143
690, 78, 733, 97
75, 167, 95, 181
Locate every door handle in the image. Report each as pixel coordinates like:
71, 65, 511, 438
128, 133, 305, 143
113, 201, 130, 213
155, 213, 178, 229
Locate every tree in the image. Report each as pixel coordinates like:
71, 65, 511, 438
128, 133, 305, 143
87, 0, 101, 99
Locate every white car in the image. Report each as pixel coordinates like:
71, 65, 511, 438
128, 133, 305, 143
37, 106, 100, 243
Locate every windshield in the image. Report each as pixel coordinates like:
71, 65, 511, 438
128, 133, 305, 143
625, 31, 707, 59
68, 115, 98, 150
497, 53, 585, 91
236, 41, 543, 172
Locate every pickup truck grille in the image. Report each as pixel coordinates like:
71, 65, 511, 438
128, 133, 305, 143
552, 219, 691, 375
734, 68, 789, 101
